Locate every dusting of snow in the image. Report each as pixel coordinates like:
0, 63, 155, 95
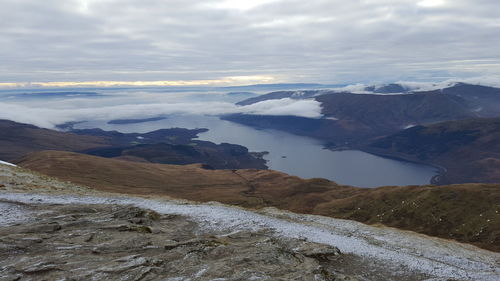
291, 91, 306, 98
0, 192, 498, 281
0, 160, 16, 167
0, 201, 31, 226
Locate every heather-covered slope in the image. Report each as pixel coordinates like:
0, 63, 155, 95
17, 150, 500, 251
315, 184, 500, 252
365, 117, 500, 184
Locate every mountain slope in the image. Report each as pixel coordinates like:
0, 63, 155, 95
316, 92, 475, 131
229, 83, 500, 146
0, 119, 108, 161
17, 150, 500, 251
225, 90, 477, 145
0, 119, 266, 169
221, 114, 376, 144
365, 117, 500, 184
419, 83, 500, 117
236, 90, 325, 105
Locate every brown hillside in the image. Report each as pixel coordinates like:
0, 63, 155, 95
0, 120, 108, 161
18, 150, 500, 252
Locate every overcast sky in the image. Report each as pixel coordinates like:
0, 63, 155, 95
1, 0, 499, 86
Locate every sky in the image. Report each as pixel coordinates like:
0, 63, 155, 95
1, 0, 500, 87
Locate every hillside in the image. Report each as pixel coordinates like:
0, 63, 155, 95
224, 91, 476, 145
229, 83, 500, 146
236, 90, 325, 105
0, 119, 108, 161
419, 83, 500, 117
221, 114, 377, 145
316, 92, 475, 131
17, 150, 500, 252
2, 163, 497, 280
366, 117, 500, 184
0, 120, 266, 169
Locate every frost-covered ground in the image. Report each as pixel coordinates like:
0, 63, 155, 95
0, 160, 16, 167
1, 192, 498, 281
0, 201, 31, 227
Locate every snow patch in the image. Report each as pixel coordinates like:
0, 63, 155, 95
0, 160, 16, 167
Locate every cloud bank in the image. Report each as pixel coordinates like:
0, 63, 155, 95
0, 97, 322, 129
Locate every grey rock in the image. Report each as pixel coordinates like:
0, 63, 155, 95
0, 202, 428, 281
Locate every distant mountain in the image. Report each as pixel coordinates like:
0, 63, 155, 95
0, 119, 267, 169
418, 83, 500, 117
225, 91, 257, 97
364, 117, 500, 184
227, 91, 478, 146
107, 116, 167, 124
230, 83, 500, 146
236, 90, 327, 106
221, 114, 376, 145
364, 83, 410, 93
316, 91, 475, 131
234, 83, 413, 106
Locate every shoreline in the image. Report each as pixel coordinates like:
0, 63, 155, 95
326, 145, 448, 185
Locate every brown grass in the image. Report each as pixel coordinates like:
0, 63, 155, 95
18, 150, 500, 252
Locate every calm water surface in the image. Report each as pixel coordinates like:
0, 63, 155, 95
77, 114, 438, 188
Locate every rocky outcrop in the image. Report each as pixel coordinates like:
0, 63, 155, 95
0, 202, 357, 281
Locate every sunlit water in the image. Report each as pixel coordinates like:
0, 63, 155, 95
76, 114, 438, 188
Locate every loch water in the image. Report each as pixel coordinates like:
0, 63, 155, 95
77, 114, 438, 188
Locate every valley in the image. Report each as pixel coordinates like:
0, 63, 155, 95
4, 1, 500, 280
1, 81, 499, 280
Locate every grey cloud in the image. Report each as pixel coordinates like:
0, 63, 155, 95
1, 0, 499, 83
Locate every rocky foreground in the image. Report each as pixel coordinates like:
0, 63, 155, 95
0, 202, 355, 281
0, 163, 499, 280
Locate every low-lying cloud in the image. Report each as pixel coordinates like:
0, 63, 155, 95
0, 97, 322, 129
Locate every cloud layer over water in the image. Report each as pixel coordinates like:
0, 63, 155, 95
0, 92, 322, 128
